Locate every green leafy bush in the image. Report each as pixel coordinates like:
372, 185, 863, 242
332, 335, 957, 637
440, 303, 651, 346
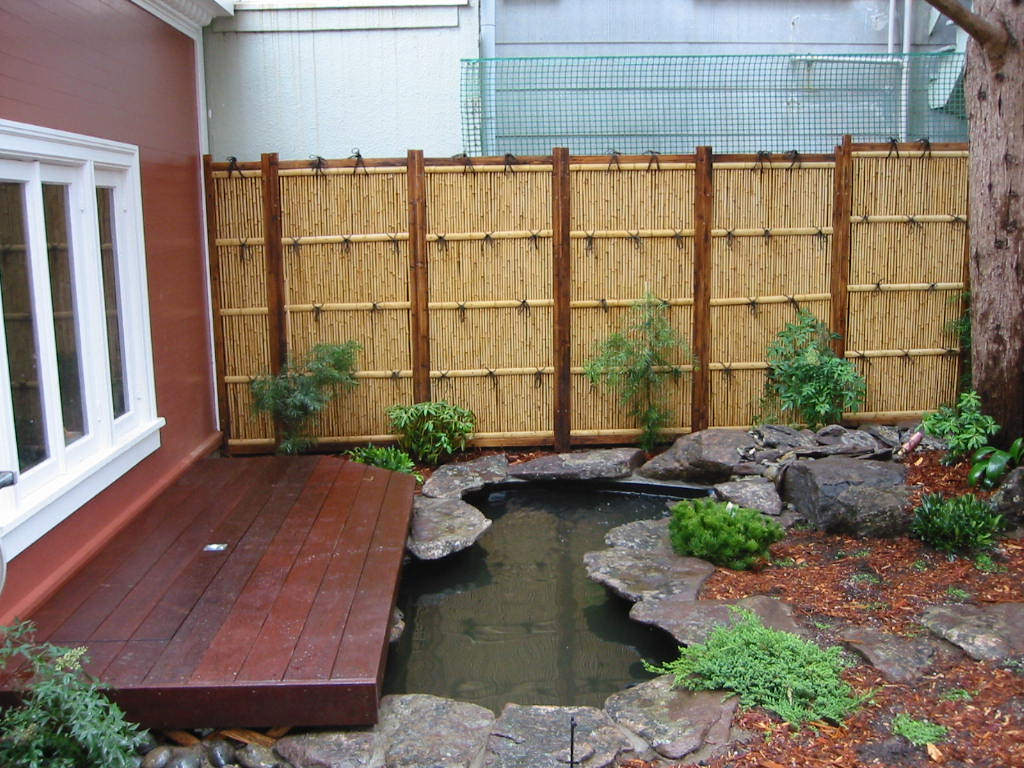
646, 609, 863, 725
347, 445, 422, 482
387, 400, 476, 465
891, 714, 947, 746
668, 497, 784, 570
969, 437, 1023, 489
251, 342, 360, 454
584, 291, 691, 451
763, 310, 865, 429
911, 493, 1003, 554
0, 621, 143, 768
921, 390, 999, 465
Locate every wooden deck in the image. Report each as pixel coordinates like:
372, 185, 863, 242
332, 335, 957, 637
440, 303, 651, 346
0, 455, 415, 728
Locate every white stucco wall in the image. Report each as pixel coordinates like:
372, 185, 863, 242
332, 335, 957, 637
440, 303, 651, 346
204, 1, 480, 160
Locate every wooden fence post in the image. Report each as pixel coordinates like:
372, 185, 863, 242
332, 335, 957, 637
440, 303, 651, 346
407, 149, 432, 403
691, 147, 713, 432
203, 155, 231, 445
261, 152, 287, 376
830, 135, 854, 357
552, 148, 572, 451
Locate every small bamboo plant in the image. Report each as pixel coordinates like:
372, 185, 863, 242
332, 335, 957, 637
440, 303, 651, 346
584, 290, 691, 451
250, 341, 360, 453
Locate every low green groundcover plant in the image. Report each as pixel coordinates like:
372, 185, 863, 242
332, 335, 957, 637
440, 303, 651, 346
347, 445, 422, 482
921, 390, 999, 465
387, 400, 476, 465
250, 341, 360, 454
911, 493, 1003, 554
891, 713, 948, 746
762, 309, 866, 429
0, 621, 143, 768
646, 609, 863, 726
668, 497, 784, 570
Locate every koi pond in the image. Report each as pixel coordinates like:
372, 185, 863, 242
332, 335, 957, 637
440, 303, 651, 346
382, 487, 685, 713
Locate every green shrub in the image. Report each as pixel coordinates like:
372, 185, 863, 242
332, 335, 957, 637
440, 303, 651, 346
911, 493, 1003, 554
763, 310, 865, 429
646, 609, 863, 726
387, 400, 476, 465
891, 714, 947, 746
251, 342, 360, 454
584, 290, 691, 451
921, 390, 999, 465
968, 436, 1023, 489
668, 497, 784, 570
347, 445, 422, 482
0, 621, 143, 768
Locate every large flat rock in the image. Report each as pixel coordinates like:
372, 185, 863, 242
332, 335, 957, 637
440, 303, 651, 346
422, 454, 509, 499
604, 675, 738, 760
274, 731, 375, 768
509, 448, 644, 481
408, 496, 491, 560
604, 517, 673, 555
638, 429, 760, 482
840, 627, 963, 683
921, 603, 1024, 662
484, 704, 633, 768
630, 594, 802, 646
583, 548, 714, 602
377, 694, 494, 768
712, 476, 783, 516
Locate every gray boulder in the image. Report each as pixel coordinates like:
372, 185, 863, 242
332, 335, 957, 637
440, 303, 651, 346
840, 627, 963, 683
713, 477, 783, 516
422, 454, 508, 499
921, 603, 1024, 662
377, 694, 494, 768
781, 456, 910, 536
750, 424, 818, 451
604, 517, 673, 555
629, 594, 802, 646
638, 429, 760, 482
408, 496, 491, 560
604, 675, 738, 760
991, 467, 1024, 528
274, 731, 375, 768
484, 704, 633, 768
583, 548, 715, 602
509, 448, 644, 481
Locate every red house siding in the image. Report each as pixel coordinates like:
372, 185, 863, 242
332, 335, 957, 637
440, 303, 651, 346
0, 0, 219, 621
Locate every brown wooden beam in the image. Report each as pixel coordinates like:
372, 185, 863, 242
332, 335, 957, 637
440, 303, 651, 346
203, 155, 230, 447
691, 146, 713, 432
830, 135, 854, 357
406, 150, 431, 402
261, 152, 287, 375
552, 147, 572, 452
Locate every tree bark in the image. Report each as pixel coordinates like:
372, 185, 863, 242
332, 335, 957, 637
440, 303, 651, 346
924, 0, 1024, 444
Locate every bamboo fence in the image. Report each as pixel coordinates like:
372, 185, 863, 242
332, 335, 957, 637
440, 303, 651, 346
203, 139, 969, 453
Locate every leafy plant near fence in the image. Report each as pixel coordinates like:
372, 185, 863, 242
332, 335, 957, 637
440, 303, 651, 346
387, 400, 476, 465
762, 310, 865, 430
250, 342, 360, 454
911, 493, 1003, 554
945, 290, 972, 390
0, 621, 143, 768
667, 498, 783, 570
921, 390, 999, 465
584, 291, 691, 451
347, 445, 422, 482
645, 608, 864, 726
968, 437, 1023, 489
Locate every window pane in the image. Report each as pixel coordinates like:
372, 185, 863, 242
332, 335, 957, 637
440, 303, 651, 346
96, 187, 127, 418
0, 182, 49, 471
42, 183, 86, 444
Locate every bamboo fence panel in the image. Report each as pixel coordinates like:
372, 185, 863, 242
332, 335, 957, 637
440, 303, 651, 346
426, 167, 553, 437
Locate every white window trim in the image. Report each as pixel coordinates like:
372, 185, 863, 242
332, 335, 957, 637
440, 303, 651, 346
0, 119, 165, 560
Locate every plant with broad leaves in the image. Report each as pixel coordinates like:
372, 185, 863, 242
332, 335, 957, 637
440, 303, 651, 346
387, 400, 476, 465
911, 492, 1003, 554
968, 436, 1023, 489
921, 390, 999, 466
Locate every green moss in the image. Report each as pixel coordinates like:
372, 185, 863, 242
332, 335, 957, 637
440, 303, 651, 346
891, 714, 947, 746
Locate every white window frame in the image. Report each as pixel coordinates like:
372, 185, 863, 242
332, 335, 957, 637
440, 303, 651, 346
0, 118, 164, 560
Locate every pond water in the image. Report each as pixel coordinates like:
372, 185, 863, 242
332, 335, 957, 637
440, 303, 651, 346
382, 487, 684, 714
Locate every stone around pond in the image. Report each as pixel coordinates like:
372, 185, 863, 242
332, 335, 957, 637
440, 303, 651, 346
422, 454, 509, 499
484, 704, 634, 768
583, 548, 715, 602
749, 424, 818, 451
274, 731, 376, 768
921, 603, 1024, 662
377, 694, 495, 768
712, 476, 783, 516
991, 467, 1024, 528
839, 626, 964, 684
236, 743, 281, 768
638, 429, 760, 483
603, 517, 673, 555
604, 675, 738, 761
630, 594, 802, 647
508, 448, 644, 481
407, 496, 491, 560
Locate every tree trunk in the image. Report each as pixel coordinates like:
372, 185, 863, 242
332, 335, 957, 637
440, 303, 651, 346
964, 0, 1024, 444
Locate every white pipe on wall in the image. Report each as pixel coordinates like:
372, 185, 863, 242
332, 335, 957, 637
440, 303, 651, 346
888, 0, 897, 53
900, 0, 913, 139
